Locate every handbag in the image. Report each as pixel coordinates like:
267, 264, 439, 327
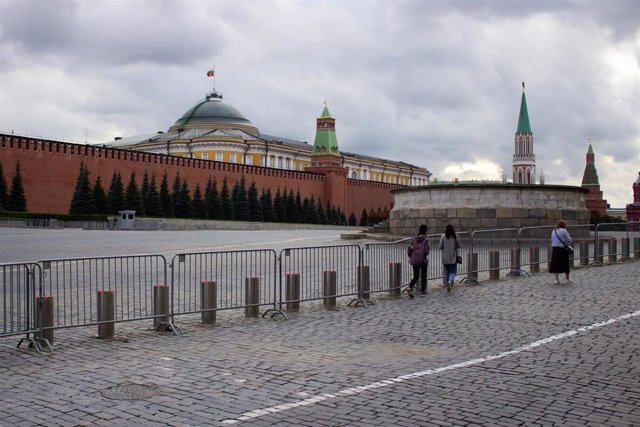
554, 230, 574, 254
456, 254, 463, 264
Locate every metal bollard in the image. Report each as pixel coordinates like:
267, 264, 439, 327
245, 277, 260, 318
358, 265, 370, 301
608, 239, 617, 263
510, 247, 521, 275
489, 251, 500, 280
285, 273, 300, 312
153, 285, 170, 329
201, 281, 217, 324
622, 238, 630, 259
469, 252, 479, 280
579, 241, 590, 265
388, 262, 402, 296
97, 290, 115, 339
595, 240, 604, 264
323, 270, 337, 309
530, 245, 540, 273
36, 296, 54, 344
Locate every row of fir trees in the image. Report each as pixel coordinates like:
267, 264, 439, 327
69, 163, 376, 226
0, 160, 27, 212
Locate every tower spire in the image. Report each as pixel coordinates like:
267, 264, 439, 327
512, 82, 536, 184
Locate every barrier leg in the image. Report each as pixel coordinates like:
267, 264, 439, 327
245, 277, 260, 318
97, 290, 115, 339
349, 266, 373, 307
201, 281, 217, 324
153, 285, 180, 334
507, 247, 528, 277
634, 237, 640, 258
323, 270, 337, 309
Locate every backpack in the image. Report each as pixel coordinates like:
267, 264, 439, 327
408, 235, 430, 266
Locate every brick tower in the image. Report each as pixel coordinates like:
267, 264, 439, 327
305, 102, 348, 208
512, 82, 536, 184
626, 172, 640, 222
581, 140, 608, 216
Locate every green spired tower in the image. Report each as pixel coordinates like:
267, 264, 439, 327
581, 140, 608, 215
512, 82, 536, 184
312, 102, 340, 158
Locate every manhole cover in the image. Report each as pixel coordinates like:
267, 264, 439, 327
101, 384, 161, 400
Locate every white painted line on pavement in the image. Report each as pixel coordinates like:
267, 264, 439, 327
221, 309, 640, 424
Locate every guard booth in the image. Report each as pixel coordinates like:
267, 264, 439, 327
117, 210, 136, 230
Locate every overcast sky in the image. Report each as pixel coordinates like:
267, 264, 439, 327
1, 0, 638, 207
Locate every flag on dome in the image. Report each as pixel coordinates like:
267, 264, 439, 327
207, 68, 215, 77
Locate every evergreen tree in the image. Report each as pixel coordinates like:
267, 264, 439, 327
7, 161, 26, 212
308, 196, 320, 224
145, 175, 162, 217
107, 171, 125, 214
261, 189, 275, 222
359, 208, 369, 226
340, 209, 347, 226
348, 212, 357, 226
93, 176, 109, 214
274, 188, 286, 222
247, 181, 262, 221
125, 171, 144, 214
220, 177, 234, 220
295, 191, 303, 223
174, 179, 192, 218
286, 189, 300, 223
326, 201, 336, 224
205, 177, 222, 219
0, 161, 8, 210
192, 183, 206, 218
171, 172, 182, 216
302, 197, 311, 223
69, 163, 95, 214
159, 172, 172, 217
316, 200, 327, 224
232, 176, 250, 221
141, 171, 151, 214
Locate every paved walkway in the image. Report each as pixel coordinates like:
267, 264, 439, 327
1, 261, 639, 426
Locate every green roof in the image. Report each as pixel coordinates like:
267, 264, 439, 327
313, 105, 340, 156
582, 143, 599, 185
517, 91, 532, 133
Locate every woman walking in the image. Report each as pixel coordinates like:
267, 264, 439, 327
405, 224, 430, 298
549, 220, 573, 284
439, 224, 461, 292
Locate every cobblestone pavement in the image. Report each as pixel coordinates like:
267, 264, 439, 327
1, 261, 639, 426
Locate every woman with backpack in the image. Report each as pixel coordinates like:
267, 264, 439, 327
439, 224, 461, 292
405, 224, 430, 298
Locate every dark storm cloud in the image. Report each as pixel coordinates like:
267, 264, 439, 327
0, 0, 225, 67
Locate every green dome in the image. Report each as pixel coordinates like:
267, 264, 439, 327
171, 91, 258, 133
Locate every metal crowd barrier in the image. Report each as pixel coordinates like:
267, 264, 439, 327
279, 245, 361, 309
39, 255, 167, 330
468, 228, 519, 281
2, 222, 640, 353
0, 263, 51, 352
170, 249, 281, 325
360, 238, 410, 296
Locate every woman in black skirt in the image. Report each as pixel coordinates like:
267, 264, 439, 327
549, 220, 573, 284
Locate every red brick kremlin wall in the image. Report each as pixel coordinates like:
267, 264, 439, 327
0, 134, 398, 219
